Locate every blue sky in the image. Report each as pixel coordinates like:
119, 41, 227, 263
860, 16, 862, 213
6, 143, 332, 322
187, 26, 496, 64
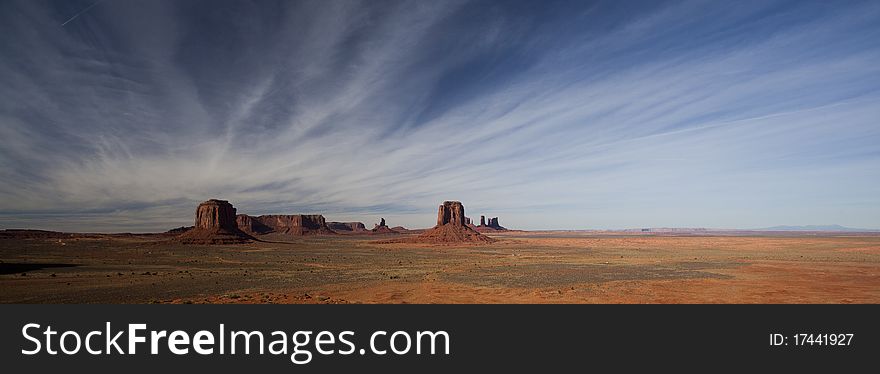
1, 0, 878, 232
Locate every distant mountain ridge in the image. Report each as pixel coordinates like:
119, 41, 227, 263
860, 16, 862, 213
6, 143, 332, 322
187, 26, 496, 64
755, 225, 879, 232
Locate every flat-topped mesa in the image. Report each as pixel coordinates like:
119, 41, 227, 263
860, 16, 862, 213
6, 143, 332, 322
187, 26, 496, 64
177, 199, 254, 244
262, 214, 327, 233
236, 214, 273, 235
437, 201, 466, 226
236, 214, 335, 236
328, 221, 367, 233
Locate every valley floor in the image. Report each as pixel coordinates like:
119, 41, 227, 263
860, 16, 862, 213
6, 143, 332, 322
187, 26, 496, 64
1, 232, 878, 303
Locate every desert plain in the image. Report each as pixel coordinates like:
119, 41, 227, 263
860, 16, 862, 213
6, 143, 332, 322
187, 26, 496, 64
1, 230, 878, 304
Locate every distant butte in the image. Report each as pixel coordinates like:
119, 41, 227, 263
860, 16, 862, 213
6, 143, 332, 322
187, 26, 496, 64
388, 201, 494, 244
476, 215, 508, 232
174, 199, 500, 243
176, 199, 254, 244
371, 217, 398, 234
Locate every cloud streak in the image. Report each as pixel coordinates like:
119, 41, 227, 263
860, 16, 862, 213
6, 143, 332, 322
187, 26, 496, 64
1, 0, 879, 231
60, 0, 102, 26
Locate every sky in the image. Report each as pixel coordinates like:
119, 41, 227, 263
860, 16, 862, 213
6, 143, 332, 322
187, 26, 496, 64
0, 0, 879, 232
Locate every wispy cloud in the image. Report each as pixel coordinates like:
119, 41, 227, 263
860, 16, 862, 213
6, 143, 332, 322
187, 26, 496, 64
1, 0, 878, 231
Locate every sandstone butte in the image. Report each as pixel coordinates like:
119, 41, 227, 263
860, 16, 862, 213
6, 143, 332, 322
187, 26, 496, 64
475, 215, 508, 232
176, 199, 254, 244
371, 217, 398, 234
388, 201, 495, 244
176, 199, 495, 244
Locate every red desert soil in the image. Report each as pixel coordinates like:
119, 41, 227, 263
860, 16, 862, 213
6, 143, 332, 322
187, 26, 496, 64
1, 232, 878, 303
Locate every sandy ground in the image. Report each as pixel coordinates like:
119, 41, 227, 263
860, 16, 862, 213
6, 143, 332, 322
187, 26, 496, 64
1, 232, 878, 303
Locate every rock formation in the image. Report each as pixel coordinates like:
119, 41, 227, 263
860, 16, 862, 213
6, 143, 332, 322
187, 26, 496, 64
372, 217, 397, 234
236, 214, 335, 236
437, 201, 467, 226
465, 216, 477, 230
475, 215, 508, 232
195, 200, 237, 231
390, 226, 411, 233
177, 200, 254, 244
389, 201, 494, 244
236, 214, 273, 235
166, 226, 193, 235
328, 221, 368, 233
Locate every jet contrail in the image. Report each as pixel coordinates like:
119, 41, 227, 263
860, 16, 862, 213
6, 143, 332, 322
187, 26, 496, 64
61, 0, 103, 27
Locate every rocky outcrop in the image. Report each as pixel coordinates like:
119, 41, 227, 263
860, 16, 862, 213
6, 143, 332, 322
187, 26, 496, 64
236, 214, 335, 236
177, 200, 254, 244
465, 216, 477, 230
236, 214, 273, 235
487, 217, 506, 230
388, 201, 494, 244
0, 229, 82, 239
195, 199, 238, 231
166, 226, 193, 235
476, 215, 508, 232
328, 221, 368, 233
372, 217, 398, 234
437, 201, 467, 226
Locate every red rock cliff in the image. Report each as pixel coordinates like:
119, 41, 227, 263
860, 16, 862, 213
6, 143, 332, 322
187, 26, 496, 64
437, 201, 466, 226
